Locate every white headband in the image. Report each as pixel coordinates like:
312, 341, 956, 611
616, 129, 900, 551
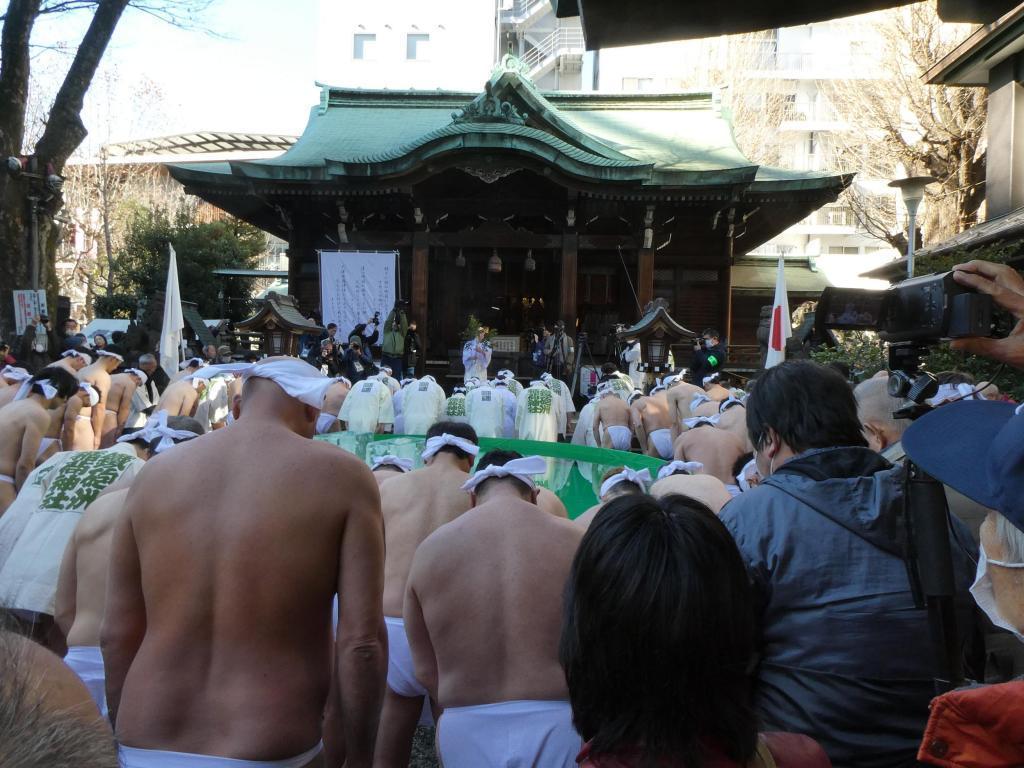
461, 455, 547, 493
61, 349, 93, 364
1, 365, 31, 382
600, 467, 651, 498
703, 373, 721, 386
421, 433, 480, 461
690, 392, 712, 411
492, 378, 507, 387
371, 455, 414, 473
657, 461, 704, 480
179, 357, 204, 370
79, 382, 100, 407
529, 380, 545, 387
683, 415, 720, 429
125, 368, 148, 385
381, 366, 393, 375
718, 396, 744, 413
452, 386, 467, 395
97, 349, 125, 363
661, 374, 678, 388
117, 411, 197, 454
399, 378, 414, 387
540, 372, 552, 381
649, 385, 665, 395
337, 376, 352, 387
192, 359, 333, 409
737, 458, 759, 493
14, 378, 57, 401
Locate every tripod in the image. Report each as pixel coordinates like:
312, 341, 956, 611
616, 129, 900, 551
569, 331, 602, 401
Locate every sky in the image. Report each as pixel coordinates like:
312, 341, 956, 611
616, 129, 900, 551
25, 0, 324, 153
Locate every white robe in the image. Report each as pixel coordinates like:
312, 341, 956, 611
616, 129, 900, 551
445, 393, 469, 424
515, 384, 562, 443
623, 341, 643, 390
340, 378, 394, 434
462, 340, 492, 384
0, 445, 144, 615
544, 377, 576, 435
402, 378, 447, 435
571, 400, 599, 448
466, 386, 504, 438
494, 386, 518, 438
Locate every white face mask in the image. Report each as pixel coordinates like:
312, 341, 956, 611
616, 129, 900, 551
971, 545, 1024, 642
704, 339, 714, 349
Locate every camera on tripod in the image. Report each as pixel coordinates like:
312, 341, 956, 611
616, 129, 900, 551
817, 271, 994, 416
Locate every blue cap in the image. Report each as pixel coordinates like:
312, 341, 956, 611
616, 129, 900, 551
902, 400, 1024, 533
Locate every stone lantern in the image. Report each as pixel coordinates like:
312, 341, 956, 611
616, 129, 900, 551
616, 299, 695, 389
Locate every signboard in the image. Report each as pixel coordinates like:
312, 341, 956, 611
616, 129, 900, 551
13, 290, 48, 336
319, 251, 397, 340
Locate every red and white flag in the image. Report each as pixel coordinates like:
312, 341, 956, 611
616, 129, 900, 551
765, 255, 791, 369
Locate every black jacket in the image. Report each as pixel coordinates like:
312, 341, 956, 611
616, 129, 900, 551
341, 347, 376, 383
404, 329, 421, 362
351, 323, 380, 349
691, 340, 727, 382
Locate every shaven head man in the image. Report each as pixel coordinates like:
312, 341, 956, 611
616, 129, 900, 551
55, 416, 204, 717
592, 383, 633, 451
404, 451, 585, 766
374, 421, 479, 767
76, 345, 125, 451
54, 347, 93, 374
853, 377, 911, 454
101, 357, 386, 768
154, 374, 206, 419
574, 466, 651, 530
0, 367, 79, 514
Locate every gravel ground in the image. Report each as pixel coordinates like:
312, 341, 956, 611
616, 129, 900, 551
409, 726, 439, 768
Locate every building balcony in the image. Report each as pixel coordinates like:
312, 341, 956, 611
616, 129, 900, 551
501, 0, 553, 30
521, 27, 585, 79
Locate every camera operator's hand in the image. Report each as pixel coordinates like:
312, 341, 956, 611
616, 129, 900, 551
951, 260, 1024, 369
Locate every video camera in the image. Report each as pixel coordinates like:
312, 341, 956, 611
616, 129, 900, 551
818, 272, 994, 416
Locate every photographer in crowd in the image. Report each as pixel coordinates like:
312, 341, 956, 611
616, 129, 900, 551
899, 260, 1024, 766
545, 321, 574, 381
719, 359, 978, 768
381, 302, 409, 376
351, 312, 381, 352
690, 327, 726, 384
403, 318, 421, 379
341, 334, 376, 383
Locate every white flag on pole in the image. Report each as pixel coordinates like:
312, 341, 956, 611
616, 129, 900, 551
765, 255, 791, 369
160, 244, 185, 378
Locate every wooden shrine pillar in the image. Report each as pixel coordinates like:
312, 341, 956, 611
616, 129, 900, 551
412, 231, 429, 368
287, 220, 319, 313
638, 247, 655, 308
560, 232, 578, 329
718, 264, 733, 342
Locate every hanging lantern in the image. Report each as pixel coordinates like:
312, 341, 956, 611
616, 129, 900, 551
455, 248, 466, 268
488, 249, 502, 274
524, 248, 536, 272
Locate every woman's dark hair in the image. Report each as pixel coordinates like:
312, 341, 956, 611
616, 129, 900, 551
425, 421, 479, 461
30, 367, 79, 400
745, 359, 867, 454
560, 493, 757, 765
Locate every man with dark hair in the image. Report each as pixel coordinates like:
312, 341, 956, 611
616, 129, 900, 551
77, 345, 126, 451
562, 494, 828, 767
719, 359, 977, 767
103, 358, 386, 768
0, 366, 79, 514
375, 422, 480, 766
690, 328, 726, 384
475, 449, 567, 518
574, 466, 650, 530
405, 449, 583, 766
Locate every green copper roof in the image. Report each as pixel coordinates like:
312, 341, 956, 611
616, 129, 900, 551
170, 55, 844, 193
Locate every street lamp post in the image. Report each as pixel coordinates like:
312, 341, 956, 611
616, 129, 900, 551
888, 175, 935, 279
6, 155, 64, 291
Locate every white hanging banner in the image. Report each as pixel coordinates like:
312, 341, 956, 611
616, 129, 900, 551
319, 251, 398, 340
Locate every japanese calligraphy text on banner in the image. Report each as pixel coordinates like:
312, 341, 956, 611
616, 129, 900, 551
12, 290, 48, 335
319, 251, 398, 338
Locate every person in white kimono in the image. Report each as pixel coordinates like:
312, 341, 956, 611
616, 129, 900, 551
496, 369, 523, 398
402, 375, 447, 435
492, 379, 519, 438
541, 372, 576, 436
571, 395, 600, 448
622, 339, 643, 390
466, 380, 504, 439
392, 378, 415, 434
339, 376, 394, 434
377, 367, 401, 396
516, 380, 563, 443
462, 328, 492, 385
445, 386, 469, 424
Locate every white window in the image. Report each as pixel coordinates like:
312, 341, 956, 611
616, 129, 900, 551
826, 245, 860, 255
407, 33, 430, 60
353, 33, 376, 60
621, 77, 654, 92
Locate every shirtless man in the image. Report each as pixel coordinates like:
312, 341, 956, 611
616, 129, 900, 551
369, 455, 413, 486
55, 416, 204, 716
665, 378, 708, 442
76, 346, 124, 451
649, 461, 733, 514
317, 377, 351, 434
0, 366, 32, 409
672, 424, 746, 490
592, 383, 633, 451
374, 421, 479, 767
100, 369, 145, 448
574, 466, 651, 530
716, 398, 752, 451
630, 390, 674, 460
0, 367, 79, 514
169, 356, 204, 384
404, 453, 584, 766
102, 357, 386, 768
154, 375, 205, 418
53, 347, 92, 374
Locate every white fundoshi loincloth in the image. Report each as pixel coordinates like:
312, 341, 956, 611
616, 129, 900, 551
117, 742, 323, 768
